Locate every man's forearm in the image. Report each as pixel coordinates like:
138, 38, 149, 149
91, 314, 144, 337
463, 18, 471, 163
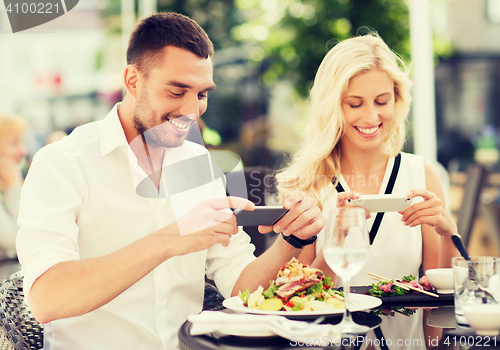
29, 233, 170, 324
231, 234, 301, 296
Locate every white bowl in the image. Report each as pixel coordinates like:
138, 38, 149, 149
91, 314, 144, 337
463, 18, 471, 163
463, 304, 500, 336
425, 268, 454, 294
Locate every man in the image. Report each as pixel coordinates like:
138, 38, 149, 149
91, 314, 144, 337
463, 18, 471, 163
16, 12, 324, 349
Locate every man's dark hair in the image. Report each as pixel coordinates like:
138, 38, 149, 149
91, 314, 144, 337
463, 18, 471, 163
127, 12, 214, 76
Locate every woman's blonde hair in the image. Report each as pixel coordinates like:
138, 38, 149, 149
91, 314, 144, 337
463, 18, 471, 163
276, 33, 412, 209
0, 114, 26, 154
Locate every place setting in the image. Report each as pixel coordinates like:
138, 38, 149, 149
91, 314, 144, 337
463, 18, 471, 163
185, 253, 383, 341
183, 206, 385, 347
347, 269, 455, 306
182, 208, 500, 348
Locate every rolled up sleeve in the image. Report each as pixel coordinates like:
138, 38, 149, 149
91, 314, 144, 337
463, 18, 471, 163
16, 146, 84, 303
205, 227, 256, 299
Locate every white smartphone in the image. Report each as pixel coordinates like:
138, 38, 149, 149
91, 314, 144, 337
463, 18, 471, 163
234, 206, 289, 226
348, 194, 413, 213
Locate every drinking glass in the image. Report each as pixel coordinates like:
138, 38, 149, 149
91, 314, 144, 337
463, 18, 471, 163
323, 206, 370, 334
452, 256, 500, 326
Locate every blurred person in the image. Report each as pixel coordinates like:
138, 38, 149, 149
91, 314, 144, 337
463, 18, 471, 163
276, 33, 459, 283
0, 113, 26, 258
16, 12, 324, 350
45, 130, 67, 145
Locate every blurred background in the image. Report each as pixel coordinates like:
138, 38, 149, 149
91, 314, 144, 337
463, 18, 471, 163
0, 0, 499, 255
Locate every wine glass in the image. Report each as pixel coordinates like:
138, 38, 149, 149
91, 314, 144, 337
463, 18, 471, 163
323, 206, 370, 335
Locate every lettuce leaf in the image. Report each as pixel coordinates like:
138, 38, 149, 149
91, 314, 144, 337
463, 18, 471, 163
306, 282, 324, 295
369, 281, 408, 297
263, 281, 279, 299
239, 289, 250, 304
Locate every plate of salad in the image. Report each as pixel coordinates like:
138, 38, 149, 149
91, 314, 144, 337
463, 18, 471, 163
224, 258, 382, 318
348, 275, 454, 306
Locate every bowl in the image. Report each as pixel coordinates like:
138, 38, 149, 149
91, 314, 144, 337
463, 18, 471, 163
425, 268, 454, 294
463, 304, 500, 336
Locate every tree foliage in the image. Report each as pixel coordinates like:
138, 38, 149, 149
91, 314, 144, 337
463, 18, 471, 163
230, 0, 410, 96
110, 0, 410, 97
102, 0, 410, 141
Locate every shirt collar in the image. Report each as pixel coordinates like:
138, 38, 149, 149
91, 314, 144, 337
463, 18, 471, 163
100, 103, 130, 157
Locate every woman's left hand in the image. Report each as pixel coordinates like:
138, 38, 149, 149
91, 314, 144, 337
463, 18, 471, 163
400, 189, 457, 237
258, 191, 325, 239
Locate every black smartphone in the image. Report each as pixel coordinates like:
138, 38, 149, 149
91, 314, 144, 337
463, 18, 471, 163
234, 206, 290, 226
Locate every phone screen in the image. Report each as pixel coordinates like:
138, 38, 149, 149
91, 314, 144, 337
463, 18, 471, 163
234, 206, 289, 226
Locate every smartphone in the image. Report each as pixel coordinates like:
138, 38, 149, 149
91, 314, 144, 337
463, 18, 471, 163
348, 194, 413, 213
234, 206, 290, 226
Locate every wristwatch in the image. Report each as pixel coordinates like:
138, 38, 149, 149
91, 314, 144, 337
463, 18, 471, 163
281, 232, 317, 249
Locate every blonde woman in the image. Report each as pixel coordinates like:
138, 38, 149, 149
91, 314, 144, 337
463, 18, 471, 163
0, 113, 26, 257
276, 34, 458, 287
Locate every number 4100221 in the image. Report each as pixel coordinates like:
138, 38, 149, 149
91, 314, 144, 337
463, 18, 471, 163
444, 335, 497, 347
6, 2, 60, 14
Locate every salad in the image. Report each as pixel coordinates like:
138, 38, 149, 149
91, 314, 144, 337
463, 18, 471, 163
368, 275, 434, 297
239, 258, 344, 312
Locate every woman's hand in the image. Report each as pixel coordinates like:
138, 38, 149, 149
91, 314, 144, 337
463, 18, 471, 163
400, 189, 457, 237
337, 191, 360, 206
337, 191, 371, 219
0, 156, 22, 190
258, 191, 324, 239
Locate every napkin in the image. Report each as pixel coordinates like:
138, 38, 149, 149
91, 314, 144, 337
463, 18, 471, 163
188, 311, 341, 341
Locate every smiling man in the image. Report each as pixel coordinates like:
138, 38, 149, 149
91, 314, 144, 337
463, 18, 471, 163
16, 12, 324, 349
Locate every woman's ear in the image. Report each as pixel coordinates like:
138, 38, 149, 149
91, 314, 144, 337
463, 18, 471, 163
123, 65, 140, 98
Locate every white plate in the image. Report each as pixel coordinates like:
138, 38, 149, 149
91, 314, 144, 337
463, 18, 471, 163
223, 293, 382, 318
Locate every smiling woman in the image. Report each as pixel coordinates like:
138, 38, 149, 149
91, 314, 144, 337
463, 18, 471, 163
340, 69, 395, 150
276, 33, 411, 211
275, 32, 459, 288
272, 31, 459, 350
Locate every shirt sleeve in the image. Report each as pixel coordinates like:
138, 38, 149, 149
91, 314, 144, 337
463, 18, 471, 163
16, 146, 84, 303
204, 168, 256, 299
205, 227, 256, 299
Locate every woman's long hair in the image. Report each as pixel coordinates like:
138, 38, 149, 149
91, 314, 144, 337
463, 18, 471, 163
276, 33, 412, 209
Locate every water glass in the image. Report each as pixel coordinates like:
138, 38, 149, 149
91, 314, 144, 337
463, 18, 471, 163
452, 256, 500, 325
323, 206, 370, 335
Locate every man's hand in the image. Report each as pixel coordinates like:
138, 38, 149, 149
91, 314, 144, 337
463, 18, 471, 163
257, 191, 324, 240
399, 189, 457, 237
156, 196, 255, 255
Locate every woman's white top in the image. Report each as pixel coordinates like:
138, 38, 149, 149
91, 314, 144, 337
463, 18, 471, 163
316, 152, 426, 287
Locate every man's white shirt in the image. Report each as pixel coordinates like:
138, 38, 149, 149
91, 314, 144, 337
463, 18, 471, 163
16, 104, 256, 349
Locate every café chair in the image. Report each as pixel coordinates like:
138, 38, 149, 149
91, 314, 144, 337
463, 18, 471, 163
0, 271, 43, 350
456, 164, 490, 248
0, 274, 225, 350
203, 281, 225, 311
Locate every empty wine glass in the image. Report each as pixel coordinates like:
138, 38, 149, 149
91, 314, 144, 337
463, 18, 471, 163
323, 206, 370, 335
